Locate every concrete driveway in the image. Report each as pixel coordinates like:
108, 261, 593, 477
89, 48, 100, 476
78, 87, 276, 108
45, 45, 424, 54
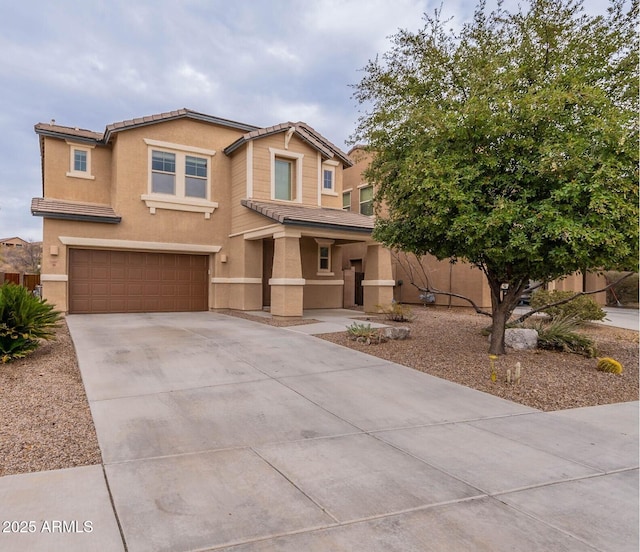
1, 311, 637, 551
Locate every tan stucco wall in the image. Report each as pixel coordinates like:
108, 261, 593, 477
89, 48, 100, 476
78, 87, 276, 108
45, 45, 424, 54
42, 137, 112, 204
39, 117, 359, 314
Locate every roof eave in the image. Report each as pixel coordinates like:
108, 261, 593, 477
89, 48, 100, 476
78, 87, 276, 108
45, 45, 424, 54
34, 127, 101, 145
31, 211, 122, 224
103, 110, 260, 143
281, 219, 372, 234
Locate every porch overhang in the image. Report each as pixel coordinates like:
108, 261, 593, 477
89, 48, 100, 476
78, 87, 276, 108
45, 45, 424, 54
240, 199, 374, 235
31, 198, 121, 224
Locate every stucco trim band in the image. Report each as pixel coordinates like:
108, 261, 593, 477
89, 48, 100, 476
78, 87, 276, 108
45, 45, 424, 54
58, 236, 221, 254
305, 280, 344, 286
268, 278, 306, 286
361, 279, 396, 287
211, 278, 262, 284
40, 274, 69, 282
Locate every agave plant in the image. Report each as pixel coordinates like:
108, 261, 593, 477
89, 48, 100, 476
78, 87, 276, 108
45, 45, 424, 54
530, 315, 597, 358
0, 283, 62, 363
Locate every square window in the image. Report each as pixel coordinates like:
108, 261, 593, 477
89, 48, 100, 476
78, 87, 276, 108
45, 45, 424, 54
275, 158, 293, 201
67, 144, 94, 179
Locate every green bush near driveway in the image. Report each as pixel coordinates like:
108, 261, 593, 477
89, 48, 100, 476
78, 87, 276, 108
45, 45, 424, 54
0, 282, 62, 363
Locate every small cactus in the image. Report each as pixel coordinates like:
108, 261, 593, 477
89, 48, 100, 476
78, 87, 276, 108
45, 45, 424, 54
596, 357, 623, 374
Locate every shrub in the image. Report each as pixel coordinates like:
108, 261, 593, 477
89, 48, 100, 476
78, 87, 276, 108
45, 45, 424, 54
530, 290, 606, 322
530, 315, 597, 358
0, 283, 62, 363
346, 321, 384, 344
596, 357, 623, 374
376, 302, 416, 322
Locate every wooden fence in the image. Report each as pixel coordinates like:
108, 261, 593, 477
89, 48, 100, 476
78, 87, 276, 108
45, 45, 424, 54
1, 273, 40, 291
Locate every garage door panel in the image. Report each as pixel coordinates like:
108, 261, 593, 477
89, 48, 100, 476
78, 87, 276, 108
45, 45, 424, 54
69, 249, 208, 314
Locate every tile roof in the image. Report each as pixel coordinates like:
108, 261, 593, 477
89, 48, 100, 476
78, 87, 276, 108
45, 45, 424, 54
241, 199, 373, 233
224, 122, 352, 167
31, 198, 121, 224
33, 122, 103, 143
34, 109, 260, 144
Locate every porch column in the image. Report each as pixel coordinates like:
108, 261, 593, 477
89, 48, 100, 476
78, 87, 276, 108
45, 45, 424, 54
269, 231, 305, 317
362, 244, 394, 312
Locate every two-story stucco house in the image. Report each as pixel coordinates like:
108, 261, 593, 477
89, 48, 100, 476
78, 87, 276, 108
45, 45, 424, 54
32, 109, 394, 316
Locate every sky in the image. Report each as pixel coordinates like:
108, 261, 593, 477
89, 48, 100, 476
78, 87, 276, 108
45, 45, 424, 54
0, 0, 613, 242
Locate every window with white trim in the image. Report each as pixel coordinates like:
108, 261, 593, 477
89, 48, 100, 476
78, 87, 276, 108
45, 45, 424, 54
66, 143, 95, 180
270, 148, 303, 202
275, 158, 295, 201
185, 155, 207, 198
151, 151, 176, 194
321, 160, 339, 195
342, 190, 351, 211
319, 246, 330, 271
147, 142, 212, 200
359, 184, 374, 216
142, 139, 218, 218
323, 168, 334, 191
315, 238, 334, 275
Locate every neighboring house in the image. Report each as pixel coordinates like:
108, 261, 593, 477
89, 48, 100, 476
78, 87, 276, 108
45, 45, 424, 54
32, 109, 393, 315
0, 236, 29, 249
341, 146, 606, 308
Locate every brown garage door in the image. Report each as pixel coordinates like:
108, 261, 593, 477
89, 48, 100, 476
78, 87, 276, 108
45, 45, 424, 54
69, 249, 208, 314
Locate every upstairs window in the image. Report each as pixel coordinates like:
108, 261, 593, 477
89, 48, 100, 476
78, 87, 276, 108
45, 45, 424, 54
321, 160, 338, 196
270, 148, 303, 202
74, 150, 87, 172
323, 169, 333, 191
151, 151, 176, 194
185, 155, 207, 198
275, 158, 294, 201
342, 190, 351, 211
66, 142, 95, 180
359, 185, 374, 216
142, 139, 217, 218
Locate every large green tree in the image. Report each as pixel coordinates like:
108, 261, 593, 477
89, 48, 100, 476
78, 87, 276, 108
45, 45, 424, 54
352, 0, 638, 354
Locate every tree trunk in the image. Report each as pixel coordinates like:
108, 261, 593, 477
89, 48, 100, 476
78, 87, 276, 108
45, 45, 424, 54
485, 271, 528, 355
489, 302, 511, 355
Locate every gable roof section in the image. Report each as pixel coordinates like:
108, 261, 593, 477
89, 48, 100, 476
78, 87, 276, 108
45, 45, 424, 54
31, 198, 121, 224
34, 108, 260, 145
224, 122, 352, 167
241, 199, 373, 234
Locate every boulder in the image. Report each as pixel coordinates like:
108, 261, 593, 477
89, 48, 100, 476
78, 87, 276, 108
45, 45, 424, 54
382, 326, 411, 340
504, 328, 538, 350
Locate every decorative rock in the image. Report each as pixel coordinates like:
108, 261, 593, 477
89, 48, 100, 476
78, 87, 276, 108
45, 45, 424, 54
488, 329, 538, 350
382, 326, 410, 340
505, 329, 538, 350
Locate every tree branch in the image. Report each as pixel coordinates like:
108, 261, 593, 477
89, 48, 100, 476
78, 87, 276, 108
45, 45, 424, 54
392, 250, 493, 317
511, 272, 635, 324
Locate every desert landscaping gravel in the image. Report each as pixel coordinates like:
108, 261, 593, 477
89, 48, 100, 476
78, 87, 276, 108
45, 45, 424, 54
0, 308, 637, 476
0, 321, 101, 476
321, 307, 639, 412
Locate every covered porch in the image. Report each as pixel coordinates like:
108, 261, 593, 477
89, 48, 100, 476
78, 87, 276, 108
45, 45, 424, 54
213, 201, 394, 317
